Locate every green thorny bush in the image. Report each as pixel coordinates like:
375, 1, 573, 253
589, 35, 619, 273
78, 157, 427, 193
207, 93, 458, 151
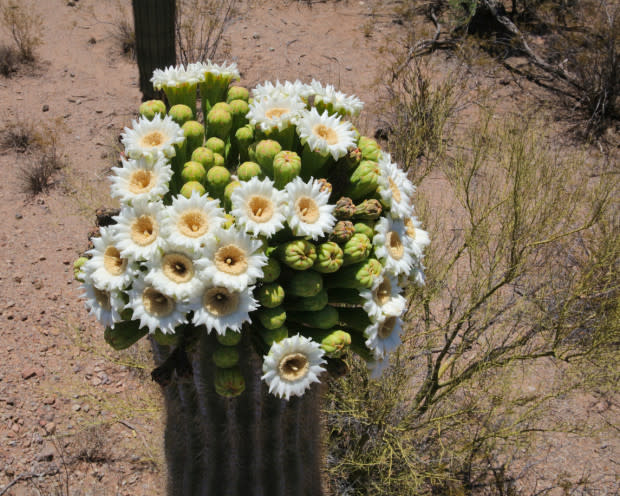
325, 86, 617, 494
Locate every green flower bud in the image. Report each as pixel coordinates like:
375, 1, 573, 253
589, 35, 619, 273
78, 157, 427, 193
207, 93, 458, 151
317, 178, 332, 195
342, 233, 372, 266
283, 270, 323, 297
214, 366, 245, 397
216, 329, 242, 346
182, 120, 205, 157
180, 181, 206, 198
211, 102, 231, 113
256, 282, 286, 308
168, 104, 194, 126
255, 139, 282, 177
345, 160, 381, 201
334, 197, 356, 220
181, 161, 207, 184
329, 220, 355, 243
346, 147, 362, 169
190, 146, 215, 171
213, 152, 225, 169
228, 99, 249, 130
288, 305, 339, 329
73, 256, 88, 282
257, 306, 287, 330
152, 329, 178, 346
284, 288, 328, 312
213, 345, 240, 368
139, 100, 166, 120
205, 137, 226, 157
273, 150, 301, 189
235, 125, 254, 163
227, 86, 249, 103
262, 257, 281, 283
324, 258, 382, 290
207, 108, 233, 140
223, 180, 241, 211
104, 320, 148, 350
358, 136, 381, 161
353, 199, 382, 220
206, 165, 231, 200
276, 239, 317, 270
259, 324, 288, 346
313, 241, 344, 273
237, 161, 263, 181
353, 221, 375, 239
306, 329, 351, 358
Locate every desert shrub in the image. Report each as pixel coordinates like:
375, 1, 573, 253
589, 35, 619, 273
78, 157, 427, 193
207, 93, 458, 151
0, 42, 18, 76
325, 103, 616, 494
0, 115, 41, 152
21, 141, 64, 195
175, 0, 237, 65
112, 14, 136, 60
0, 0, 43, 62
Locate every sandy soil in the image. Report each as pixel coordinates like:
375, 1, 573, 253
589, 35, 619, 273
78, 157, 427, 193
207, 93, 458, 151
0, 0, 617, 495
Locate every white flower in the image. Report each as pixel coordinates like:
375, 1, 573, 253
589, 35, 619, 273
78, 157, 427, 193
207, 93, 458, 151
296, 108, 356, 160
125, 277, 191, 334
121, 114, 184, 163
113, 200, 165, 262
262, 334, 326, 400
198, 227, 267, 291
308, 79, 364, 116
247, 94, 306, 132
191, 60, 240, 81
364, 316, 403, 359
359, 273, 406, 322
81, 279, 124, 328
284, 177, 336, 240
377, 153, 415, 220
83, 226, 135, 291
252, 80, 309, 101
373, 217, 415, 277
191, 285, 257, 335
403, 216, 430, 259
161, 191, 226, 252
230, 177, 287, 238
110, 155, 172, 205
144, 244, 205, 301
151, 64, 202, 90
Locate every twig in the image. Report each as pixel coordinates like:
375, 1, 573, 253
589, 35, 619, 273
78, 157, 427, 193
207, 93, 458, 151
0, 469, 59, 496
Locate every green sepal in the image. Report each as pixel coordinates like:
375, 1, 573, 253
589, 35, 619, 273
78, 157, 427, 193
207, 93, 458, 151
257, 306, 287, 330
353, 221, 375, 239
181, 161, 207, 185
168, 104, 194, 126
288, 305, 338, 329
345, 160, 380, 201
313, 241, 344, 273
275, 239, 317, 271
190, 147, 215, 171
303, 328, 352, 358
181, 120, 205, 158
283, 288, 328, 312
256, 282, 286, 308
104, 320, 148, 350
282, 270, 323, 297
216, 329, 242, 346
237, 161, 263, 181
323, 258, 382, 290
227, 86, 249, 102
258, 324, 288, 346
214, 366, 245, 397
212, 345, 240, 368
262, 257, 281, 283
139, 100, 166, 120
342, 233, 372, 266
255, 139, 282, 177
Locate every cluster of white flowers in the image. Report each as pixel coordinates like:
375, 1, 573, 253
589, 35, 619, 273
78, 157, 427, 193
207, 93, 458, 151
80, 62, 430, 399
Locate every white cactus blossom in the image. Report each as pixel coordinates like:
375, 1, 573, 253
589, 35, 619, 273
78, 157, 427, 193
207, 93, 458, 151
110, 155, 173, 205
230, 177, 288, 238
191, 285, 258, 335
83, 226, 135, 291
121, 114, 185, 163
284, 177, 336, 240
296, 108, 357, 160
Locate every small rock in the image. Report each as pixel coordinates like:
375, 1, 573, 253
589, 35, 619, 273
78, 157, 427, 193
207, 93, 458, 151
72, 404, 81, 412
67, 1, 75, 6
44, 422, 56, 434
345, 66, 352, 71
252, 33, 260, 39
15, 213, 22, 219
43, 397, 55, 405
70, 72, 75, 77
269, 47, 274, 52
22, 368, 38, 380
88, 37, 96, 44
11, 423, 20, 433
36, 449, 54, 462
42, 104, 49, 112
82, 404, 90, 413
100, 152, 108, 159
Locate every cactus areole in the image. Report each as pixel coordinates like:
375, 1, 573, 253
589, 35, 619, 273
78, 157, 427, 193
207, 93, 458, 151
79, 62, 429, 495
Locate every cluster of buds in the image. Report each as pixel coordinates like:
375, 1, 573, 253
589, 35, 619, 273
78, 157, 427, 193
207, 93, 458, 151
77, 61, 429, 400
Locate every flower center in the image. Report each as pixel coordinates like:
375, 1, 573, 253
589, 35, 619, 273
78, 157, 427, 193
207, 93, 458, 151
215, 244, 248, 275
140, 131, 165, 148
94, 288, 111, 310
103, 246, 127, 276
386, 230, 404, 260
388, 178, 402, 203
178, 209, 209, 238
130, 215, 158, 246
265, 107, 290, 120
247, 195, 274, 223
162, 253, 194, 284
279, 353, 310, 382
373, 277, 392, 306
378, 316, 397, 339
128, 169, 155, 194
295, 196, 320, 224
404, 218, 416, 239
142, 287, 175, 317
203, 287, 240, 316
312, 124, 338, 145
